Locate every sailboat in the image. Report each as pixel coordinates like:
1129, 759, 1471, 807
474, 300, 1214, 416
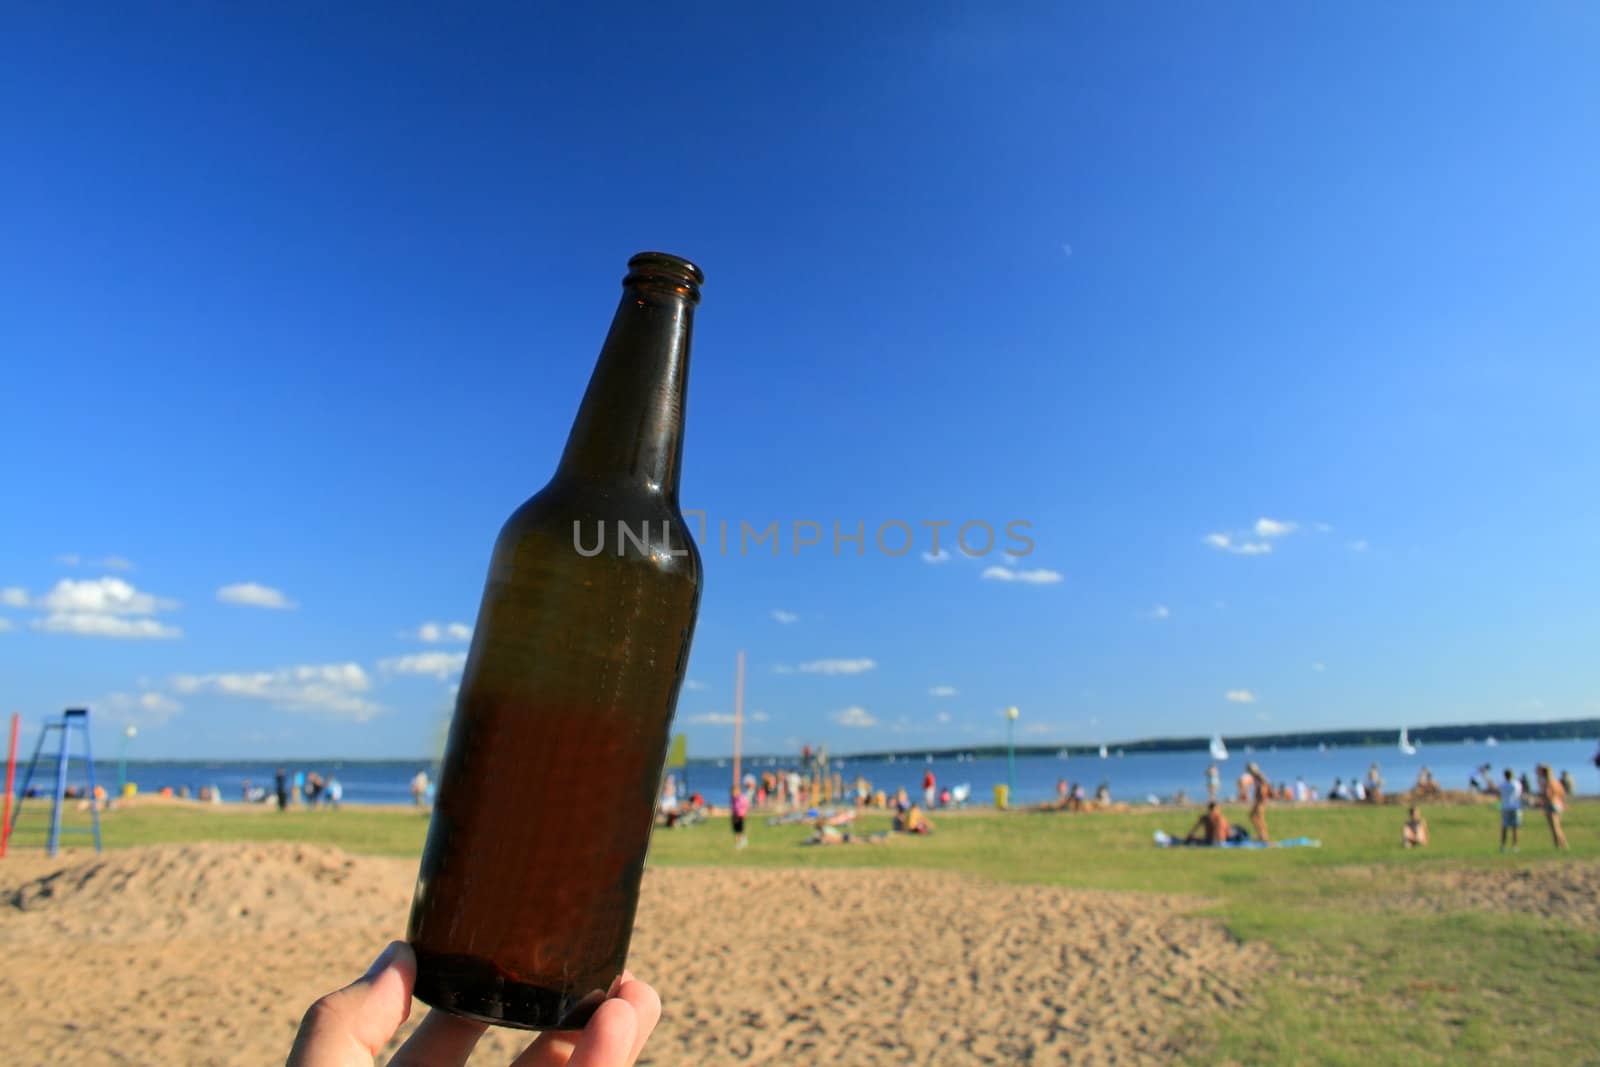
1485, 735, 1499, 748
1209, 733, 1229, 760
1398, 728, 1417, 756
1098, 744, 1109, 759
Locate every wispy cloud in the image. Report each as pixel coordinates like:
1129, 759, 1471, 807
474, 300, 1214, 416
379, 651, 468, 681
797, 658, 877, 676
173, 663, 380, 721
1312, 662, 1326, 672
687, 709, 769, 726
1148, 604, 1171, 620
1225, 689, 1257, 704
34, 615, 180, 639
1253, 517, 1298, 539
981, 565, 1063, 585
770, 609, 799, 624
1347, 539, 1369, 552
102, 690, 184, 727
411, 621, 473, 643
935, 711, 951, 724
56, 553, 135, 570
32, 577, 181, 639
832, 705, 877, 728
684, 678, 707, 691
1, 587, 27, 607
1204, 533, 1272, 556
217, 582, 297, 610
922, 549, 952, 564
0, 619, 12, 633
929, 685, 958, 697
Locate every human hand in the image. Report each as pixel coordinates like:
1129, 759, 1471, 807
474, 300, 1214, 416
287, 941, 660, 1067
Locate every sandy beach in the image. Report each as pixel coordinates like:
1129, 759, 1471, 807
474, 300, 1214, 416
2, 841, 1270, 1066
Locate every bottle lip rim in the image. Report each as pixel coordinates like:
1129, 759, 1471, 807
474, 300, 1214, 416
626, 251, 704, 291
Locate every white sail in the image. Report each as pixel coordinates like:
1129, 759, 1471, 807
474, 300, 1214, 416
1485, 735, 1498, 747
1399, 727, 1417, 756
1098, 744, 1108, 759
1210, 734, 1229, 760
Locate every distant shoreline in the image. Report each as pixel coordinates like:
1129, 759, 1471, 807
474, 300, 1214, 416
101, 717, 1600, 765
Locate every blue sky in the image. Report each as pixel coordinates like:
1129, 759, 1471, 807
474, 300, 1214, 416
2, 4, 1598, 759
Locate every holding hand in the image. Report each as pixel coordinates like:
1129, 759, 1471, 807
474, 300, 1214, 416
288, 942, 660, 1067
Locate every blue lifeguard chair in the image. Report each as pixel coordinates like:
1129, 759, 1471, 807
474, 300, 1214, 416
8, 708, 103, 856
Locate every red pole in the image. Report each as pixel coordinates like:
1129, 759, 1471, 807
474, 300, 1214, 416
1, 713, 19, 858
731, 651, 745, 795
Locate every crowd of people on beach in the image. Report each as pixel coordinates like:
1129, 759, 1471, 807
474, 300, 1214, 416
242, 768, 346, 810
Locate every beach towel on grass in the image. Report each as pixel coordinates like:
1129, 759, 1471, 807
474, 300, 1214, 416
1153, 831, 1321, 850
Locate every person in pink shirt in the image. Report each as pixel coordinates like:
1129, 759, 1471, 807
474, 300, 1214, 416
730, 787, 750, 850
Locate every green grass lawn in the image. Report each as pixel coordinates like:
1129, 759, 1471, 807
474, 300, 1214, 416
7, 798, 1596, 1064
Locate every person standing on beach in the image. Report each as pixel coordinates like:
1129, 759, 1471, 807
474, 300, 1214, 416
274, 768, 288, 812
326, 776, 342, 811
1206, 764, 1219, 802
1537, 765, 1569, 851
1247, 762, 1270, 843
1499, 768, 1522, 853
410, 769, 430, 807
730, 787, 750, 850
922, 766, 936, 809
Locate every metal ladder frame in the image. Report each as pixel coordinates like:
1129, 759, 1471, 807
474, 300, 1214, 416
8, 708, 103, 856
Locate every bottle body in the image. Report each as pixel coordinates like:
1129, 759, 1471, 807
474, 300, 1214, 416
407, 253, 702, 1030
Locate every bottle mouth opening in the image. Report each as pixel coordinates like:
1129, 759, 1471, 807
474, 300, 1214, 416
625, 252, 704, 302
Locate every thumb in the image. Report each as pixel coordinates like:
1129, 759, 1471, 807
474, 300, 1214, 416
287, 941, 416, 1066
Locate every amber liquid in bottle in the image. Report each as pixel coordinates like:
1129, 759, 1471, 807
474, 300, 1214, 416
407, 252, 704, 1030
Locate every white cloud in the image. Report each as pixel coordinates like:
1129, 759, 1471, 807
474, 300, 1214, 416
982, 566, 1064, 584
798, 658, 877, 676
380, 651, 468, 681
1347, 539, 1369, 552
1312, 662, 1326, 672
922, 549, 952, 564
32, 574, 182, 638
217, 582, 296, 610
771, 609, 799, 624
684, 678, 707, 691
1, 586, 27, 607
1149, 605, 1171, 620
832, 705, 877, 728
40, 577, 176, 616
1204, 534, 1272, 556
173, 663, 379, 721
1225, 689, 1257, 704
413, 621, 472, 643
34, 614, 181, 639
0, 618, 12, 632
1254, 517, 1298, 539
929, 685, 958, 697
751, 710, 770, 723
936, 711, 951, 724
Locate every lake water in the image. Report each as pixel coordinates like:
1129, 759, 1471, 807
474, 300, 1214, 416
15, 739, 1600, 809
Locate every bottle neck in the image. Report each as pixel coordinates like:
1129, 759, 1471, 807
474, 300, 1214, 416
554, 281, 696, 501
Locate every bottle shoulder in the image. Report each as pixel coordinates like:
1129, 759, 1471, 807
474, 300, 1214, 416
494, 481, 702, 583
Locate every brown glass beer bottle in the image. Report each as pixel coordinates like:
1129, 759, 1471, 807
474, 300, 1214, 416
407, 252, 704, 1030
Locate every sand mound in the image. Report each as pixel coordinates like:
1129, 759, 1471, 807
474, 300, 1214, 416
4, 842, 412, 942
0, 845, 1267, 1065
1400, 861, 1600, 928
